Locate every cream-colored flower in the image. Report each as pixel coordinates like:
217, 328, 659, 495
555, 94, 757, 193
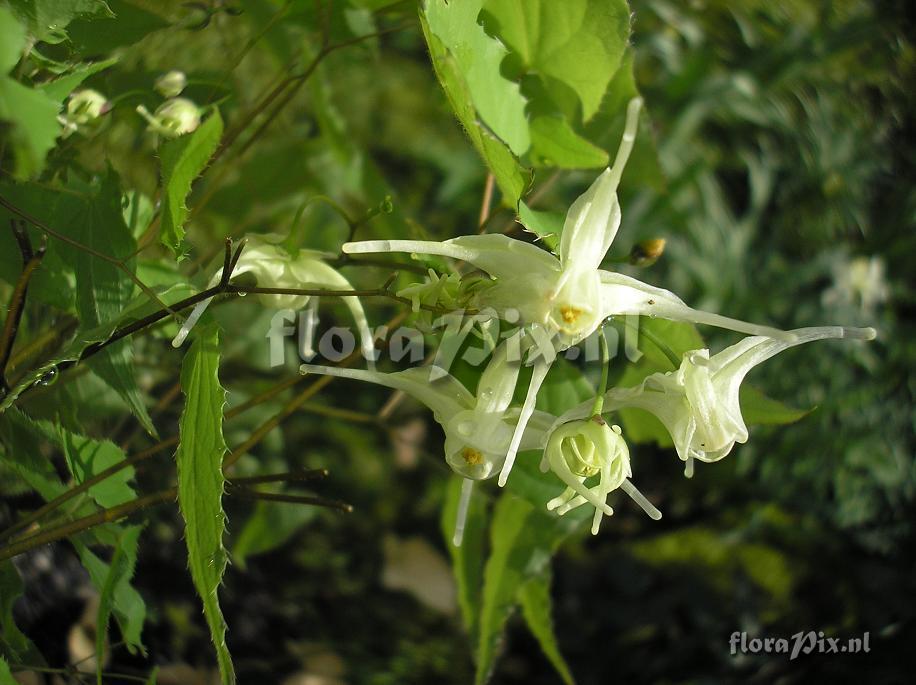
136, 97, 200, 138
544, 418, 660, 534
342, 98, 792, 487
172, 234, 375, 362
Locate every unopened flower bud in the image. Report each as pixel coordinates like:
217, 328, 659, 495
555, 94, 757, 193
628, 238, 666, 267
155, 70, 188, 98
58, 89, 110, 138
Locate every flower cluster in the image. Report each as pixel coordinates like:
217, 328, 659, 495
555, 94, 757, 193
263, 97, 873, 545
136, 70, 201, 138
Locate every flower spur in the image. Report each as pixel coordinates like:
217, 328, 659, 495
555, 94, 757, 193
342, 98, 794, 487
300, 342, 555, 545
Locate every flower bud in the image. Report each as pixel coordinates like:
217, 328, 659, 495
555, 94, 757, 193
628, 238, 666, 267
67, 89, 109, 124
155, 70, 188, 98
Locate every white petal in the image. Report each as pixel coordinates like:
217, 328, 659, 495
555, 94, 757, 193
620, 479, 662, 520
498, 358, 551, 487
600, 271, 795, 341
474, 342, 521, 415
299, 364, 473, 420
558, 98, 641, 271
171, 297, 212, 347
344, 234, 560, 282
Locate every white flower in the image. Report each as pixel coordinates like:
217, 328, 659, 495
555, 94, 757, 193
544, 417, 661, 535
172, 234, 375, 362
155, 70, 187, 98
136, 97, 200, 138
557, 326, 877, 476
822, 255, 890, 314
342, 97, 792, 487
300, 342, 555, 545
58, 89, 109, 138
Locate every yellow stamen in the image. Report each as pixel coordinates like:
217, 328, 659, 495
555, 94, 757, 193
461, 447, 483, 466
559, 305, 582, 324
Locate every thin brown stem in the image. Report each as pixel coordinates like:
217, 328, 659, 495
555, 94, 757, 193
1, 221, 46, 392
0, 196, 178, 318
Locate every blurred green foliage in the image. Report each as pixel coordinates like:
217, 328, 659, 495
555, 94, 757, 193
0, 0, 912, 683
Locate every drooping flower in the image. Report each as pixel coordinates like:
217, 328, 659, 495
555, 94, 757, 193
544, 417, 661, 535
300, 342, 555, 545
172, 234, 375, 362
136, 97, 200, 138
155, 70, 187, 98
58, 89, 110, 138
557, 326, 877, 477
342, 97, 792, 486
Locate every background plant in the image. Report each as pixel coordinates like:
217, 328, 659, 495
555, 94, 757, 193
0, 1, 912, 684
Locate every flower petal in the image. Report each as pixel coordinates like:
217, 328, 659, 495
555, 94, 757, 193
600, 271, 795, 340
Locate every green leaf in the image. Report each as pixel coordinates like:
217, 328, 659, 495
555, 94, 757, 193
440, 476, 487, 639
53, 172, 157, 436
175, 324, 234, 685
740, 385, 811, 425
480, 0, 630, 121
94, 525, 142, 683
60, 430, 135, 508
37, 56, 118, 102
517, 203, 562, 250
475, 493, 530, 685
0, 409, 68, 501
518, 569, 574, 685
159, 109, 224, 259
74, 532, 146, 655
528, 114, 608, 169
0, 7, 26, 73
420, 7, 529, 205
423, 0, 530, 156
232, 500, 317, 570
0, 561, 44, 665
6, 0, 113, 43
0, 656, 15, 685
67, 0, 169, 54
0, 77, 61, 179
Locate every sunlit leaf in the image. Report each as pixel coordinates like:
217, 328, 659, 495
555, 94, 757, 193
175, 324, 234, 684
159, 109, 223, 259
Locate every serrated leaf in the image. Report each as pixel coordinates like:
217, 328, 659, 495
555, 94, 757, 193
94, 525, 142, 684
420, 9, 529, 205
53, 171, 157, 436
740, 384, 811, 425
517, 203, 562, 250
6, 0, 113, 43
0, 410, 68, 501
0, 561, 44, 665
159, 110, 223, 258
518, 569, 574, 685
480, 0, 630, 121
440, 476, 487, 639
424, 0, 530, 156
60, 429, 135, 508
37, 56, 118, 102
175, 324, 234, 685
74, 531, 146, 655
475, 493, 582, 684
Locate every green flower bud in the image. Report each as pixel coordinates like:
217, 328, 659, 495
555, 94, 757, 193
155, 70, 188, 98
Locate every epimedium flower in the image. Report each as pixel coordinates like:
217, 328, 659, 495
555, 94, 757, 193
544, 416, 661, 535
300, 342, 556, 545
557, 326, 877, 477
342, 97, 793, 487
136, 97, 201, 138
172, 234, 375, 362
58, 89, 110, 138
